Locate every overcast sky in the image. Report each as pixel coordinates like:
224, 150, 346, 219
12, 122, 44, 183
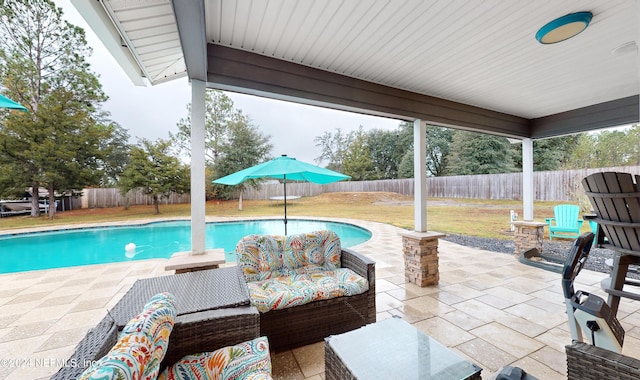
57, 1, 401, 165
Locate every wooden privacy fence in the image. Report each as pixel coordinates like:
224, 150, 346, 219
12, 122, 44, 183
80, 165, 640, 207
242, 165, 640, 202
82, 188, 191, 209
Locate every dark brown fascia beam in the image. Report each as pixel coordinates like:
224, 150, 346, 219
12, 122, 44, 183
207, 44, 530, 138
171, 0, 207, 82
531, 95, 639, 139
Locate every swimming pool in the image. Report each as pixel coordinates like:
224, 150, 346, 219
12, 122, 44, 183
0, 219, 371, 274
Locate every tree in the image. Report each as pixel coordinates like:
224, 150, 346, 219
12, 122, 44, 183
397, 149, 414, 178
446, 131, 515, 175
119, 139, 190, 214
0, 0, 110, 217
98, 121, 132, 186
171, 90, 272, 201
627, 124, 640, 166
562, 134, 596, 169
314, 128, 355, 172
425, 125, 454, 176
366, 123, 413, 179
171, 90, 240, 164
563, 126, 640, 169
511, 135, 579, 171
342, 127, 374, 180
594, 129, 637, 167
211, 112, 273, 208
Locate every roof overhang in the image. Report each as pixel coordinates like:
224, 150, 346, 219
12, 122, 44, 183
73, 0, 640, 139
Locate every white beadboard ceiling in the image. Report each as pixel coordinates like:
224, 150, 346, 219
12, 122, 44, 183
79, 0, 638, 120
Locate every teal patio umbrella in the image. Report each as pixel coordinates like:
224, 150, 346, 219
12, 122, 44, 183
213, 155, 350, 234
0, 94, 27, 111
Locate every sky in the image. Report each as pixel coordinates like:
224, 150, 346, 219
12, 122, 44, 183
57, 1, 401, 165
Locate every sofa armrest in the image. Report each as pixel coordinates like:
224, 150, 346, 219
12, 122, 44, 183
161, 306, 260, 371
50, 315, 118, 380
566, 342, 640, 380
341, 248, 375, 294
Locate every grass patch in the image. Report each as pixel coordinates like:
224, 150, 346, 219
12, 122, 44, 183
0, 192, 585, 239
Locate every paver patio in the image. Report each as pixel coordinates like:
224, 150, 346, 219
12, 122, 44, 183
1, 218, 639, 379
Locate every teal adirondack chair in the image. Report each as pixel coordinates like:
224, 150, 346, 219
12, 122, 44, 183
545, 204, 584, 240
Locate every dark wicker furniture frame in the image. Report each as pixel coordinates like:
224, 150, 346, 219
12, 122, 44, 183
257, 248, 376, 351
566, 342, 640, 380
52, 268, 259, 379
324, 317, 482, 380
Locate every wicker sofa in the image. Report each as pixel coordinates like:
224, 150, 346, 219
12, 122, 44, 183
70, 292, 272, 380
566, 342, 640, 380
52, 295, 261, 379
236, 229, 376, 351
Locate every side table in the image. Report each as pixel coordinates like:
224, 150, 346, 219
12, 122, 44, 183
325, 317, 481, 380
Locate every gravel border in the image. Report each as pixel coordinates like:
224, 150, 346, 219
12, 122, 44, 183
441, 234, 640, 280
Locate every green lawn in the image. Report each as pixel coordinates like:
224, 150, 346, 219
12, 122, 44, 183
0, 192, 587, 239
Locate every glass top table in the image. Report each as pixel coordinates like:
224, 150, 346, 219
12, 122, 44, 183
325, 317, 481, 380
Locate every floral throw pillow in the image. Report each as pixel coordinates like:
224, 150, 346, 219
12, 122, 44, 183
236, 234, 286, 282
282, 230, 341, 272
78, 292, 177, 380
158, 336, 272, 380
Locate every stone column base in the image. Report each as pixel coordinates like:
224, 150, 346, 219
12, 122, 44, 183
398, 231, 445, 287
512, 221, 546, 257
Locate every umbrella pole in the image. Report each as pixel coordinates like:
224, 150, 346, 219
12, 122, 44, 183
283, 175, 288, 235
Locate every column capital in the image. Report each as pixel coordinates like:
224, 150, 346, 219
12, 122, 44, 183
399, 230, 445, 240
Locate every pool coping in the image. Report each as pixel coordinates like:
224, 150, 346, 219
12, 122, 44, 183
0, 216, 372, 238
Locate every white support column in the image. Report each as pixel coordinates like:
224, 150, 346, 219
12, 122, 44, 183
190, 80, 206, 255
414, 119, 427, 232
522, 138, 534, 221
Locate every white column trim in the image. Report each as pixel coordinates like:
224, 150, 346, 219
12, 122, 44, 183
414, 119, 427, 232
522, 138, 534, 221
190, 80, 206, 254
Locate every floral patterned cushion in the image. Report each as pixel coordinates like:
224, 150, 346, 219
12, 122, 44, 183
282, 230, 341, 272
247, 274, 318, 313
247, 269, 368, 313
236, 234, 286, 282
78, 292, 177, 380
237, 230, 342, 283
237, 230, 368, 313
157, 336, 272, 380
309, 268, 369, 299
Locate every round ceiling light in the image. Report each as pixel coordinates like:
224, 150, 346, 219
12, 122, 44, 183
536, 12, 593, 44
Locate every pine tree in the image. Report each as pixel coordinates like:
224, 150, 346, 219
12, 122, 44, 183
0, 0, 113, 218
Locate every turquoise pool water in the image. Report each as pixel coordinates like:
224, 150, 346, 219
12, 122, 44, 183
0, 219, 371, 274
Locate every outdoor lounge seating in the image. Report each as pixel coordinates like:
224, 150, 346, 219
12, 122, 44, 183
582, 171, 640, 315
236, 229, 376, 351
545, 204, 584, 240
75, 292, 272, 380
52, 268, 262, 379
566, 342, 640, 380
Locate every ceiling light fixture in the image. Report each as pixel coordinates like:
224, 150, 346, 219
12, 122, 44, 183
536, 12, 593, 44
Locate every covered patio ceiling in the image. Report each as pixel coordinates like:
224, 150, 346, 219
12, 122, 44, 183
73, 0, 639, 138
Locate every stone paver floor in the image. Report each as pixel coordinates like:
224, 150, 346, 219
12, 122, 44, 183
1, 217, 639, 379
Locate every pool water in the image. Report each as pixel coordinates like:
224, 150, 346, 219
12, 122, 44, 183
0, 219, 371, 274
